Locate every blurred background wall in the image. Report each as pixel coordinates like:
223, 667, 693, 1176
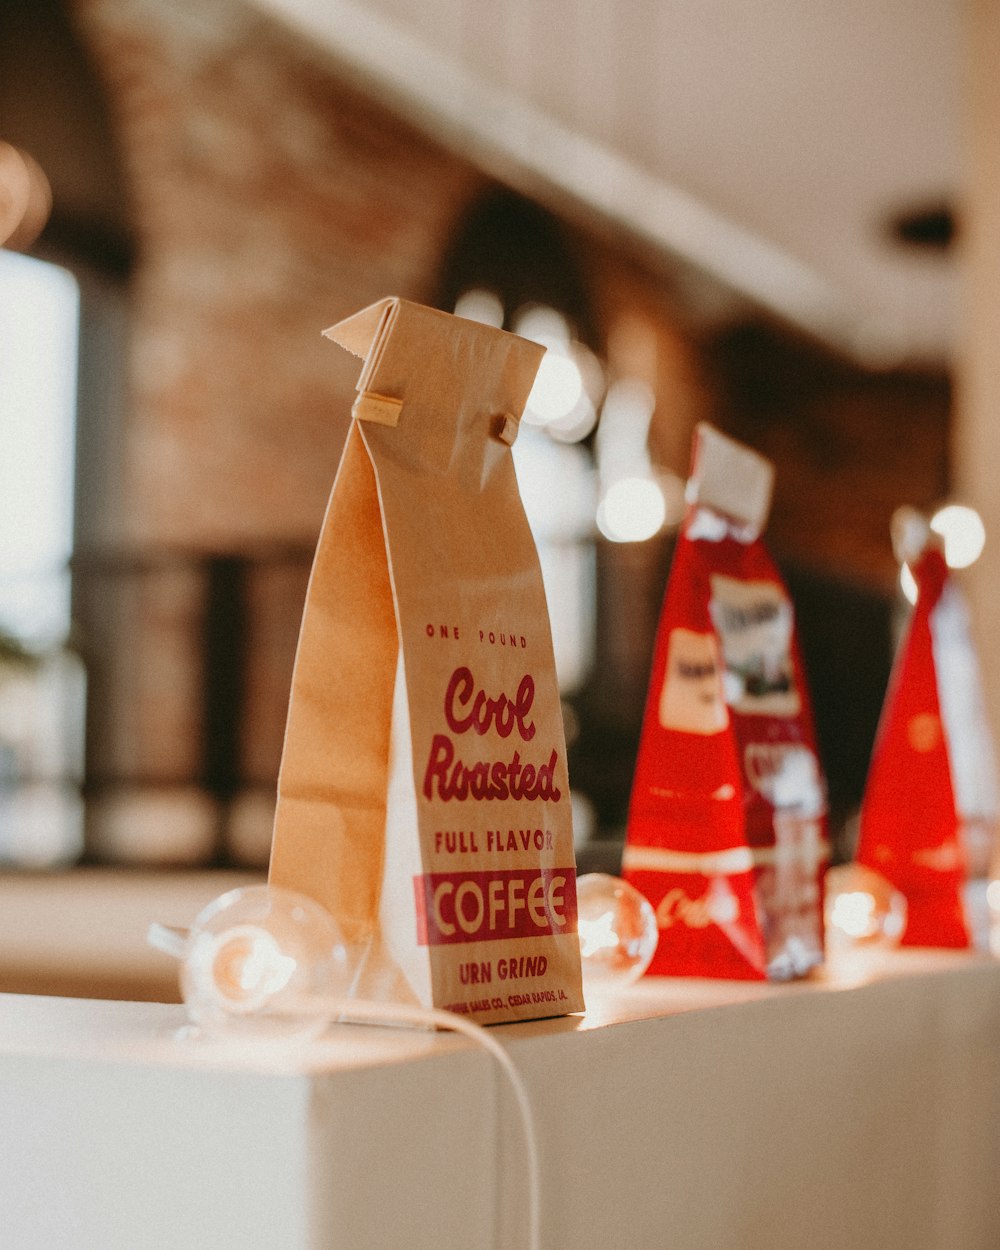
0, 0, 965, 884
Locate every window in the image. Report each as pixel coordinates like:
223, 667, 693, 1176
0, 249, 80, 647
0, 248, 86, 866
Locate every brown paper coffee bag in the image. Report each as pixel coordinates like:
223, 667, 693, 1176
269, 297, 585, 1023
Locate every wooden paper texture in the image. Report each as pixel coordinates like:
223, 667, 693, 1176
270, 298, 585, 1022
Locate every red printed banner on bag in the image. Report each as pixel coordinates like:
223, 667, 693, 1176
856, 544, 971, 947
414, 868, 578, 945
623, 424, 828, 981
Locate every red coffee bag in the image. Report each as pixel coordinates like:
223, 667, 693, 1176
855, 514, 977, 947
623, 423, 828, 979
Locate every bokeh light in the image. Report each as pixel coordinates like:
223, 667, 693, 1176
596, 476, 667, 542
899, 562, 918, 606
930, 503, 986, 569
454, 287, 504, 328
513, 303, 571, 348
824, 863, 906, 955
524, 349, 585, 425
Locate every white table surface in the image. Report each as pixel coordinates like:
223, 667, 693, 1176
0, 948, 998, 1250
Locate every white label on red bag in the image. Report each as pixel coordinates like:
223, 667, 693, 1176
622, 844, 756, 875
709, 575, 800, 715
658, 628, 729, 734
623, 837, 827, 873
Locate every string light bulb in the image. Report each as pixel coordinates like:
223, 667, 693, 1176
156, 884, 354, 1042
824, 863, 906, 953
575, 872, 658, 988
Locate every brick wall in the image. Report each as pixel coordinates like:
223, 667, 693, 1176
73, 0, 485, 550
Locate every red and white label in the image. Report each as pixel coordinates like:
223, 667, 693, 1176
414, 868, 577, 946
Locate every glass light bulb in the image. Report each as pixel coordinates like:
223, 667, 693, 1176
824, 863, 906, 954
180, 884, 354, 1041
576, 873, 658, 988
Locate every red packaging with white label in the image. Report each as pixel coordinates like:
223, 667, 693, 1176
269, 297, 585, 1023
623, 423, 829, 979
855, 511, 983, 947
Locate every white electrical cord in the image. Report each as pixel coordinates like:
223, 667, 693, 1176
303, 996, 540, 1250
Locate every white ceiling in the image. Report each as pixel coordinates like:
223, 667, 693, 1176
253, 0, 962, 367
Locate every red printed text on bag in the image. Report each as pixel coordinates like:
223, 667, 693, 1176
414, 869, 578, 945
422, 666, 563, 802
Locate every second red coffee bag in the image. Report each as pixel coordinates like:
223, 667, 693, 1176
623, 423, 828, 979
